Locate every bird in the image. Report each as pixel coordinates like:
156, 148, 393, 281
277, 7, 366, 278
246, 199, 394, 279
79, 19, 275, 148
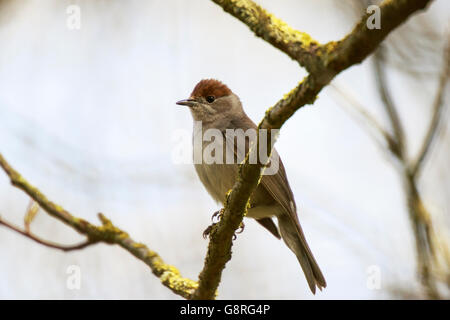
176, 79, 326, 294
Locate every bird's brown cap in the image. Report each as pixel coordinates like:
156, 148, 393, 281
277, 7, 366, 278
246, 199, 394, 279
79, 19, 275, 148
190, 79, 232, 99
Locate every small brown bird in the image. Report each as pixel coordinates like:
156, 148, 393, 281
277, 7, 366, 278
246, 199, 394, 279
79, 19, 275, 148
176, 79, 326, 293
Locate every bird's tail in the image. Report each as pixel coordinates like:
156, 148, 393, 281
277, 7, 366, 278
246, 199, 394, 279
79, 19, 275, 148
277, 214, 326, 294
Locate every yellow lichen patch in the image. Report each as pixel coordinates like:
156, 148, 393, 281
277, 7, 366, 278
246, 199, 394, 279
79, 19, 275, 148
268, 14, 315, 46
224, 189, 233, 205
159, 264, 199, 297
225, 0, 318, 49
263, 105, 275, 119
160, 270, 199, 296
283, 84, 301, 100
52, 204, 65, 213
94, 215, 129, 242
242, 199, 250, 217
13, 174, 25, 184
132, 242, 147, 250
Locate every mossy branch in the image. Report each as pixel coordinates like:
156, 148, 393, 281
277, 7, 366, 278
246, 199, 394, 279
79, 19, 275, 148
0, 153, 198, 299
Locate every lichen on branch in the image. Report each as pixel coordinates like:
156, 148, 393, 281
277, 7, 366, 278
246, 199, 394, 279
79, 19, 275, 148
0, 153, 197, 299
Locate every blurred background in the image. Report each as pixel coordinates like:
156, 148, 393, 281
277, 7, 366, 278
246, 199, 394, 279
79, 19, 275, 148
0, 0, 448, 299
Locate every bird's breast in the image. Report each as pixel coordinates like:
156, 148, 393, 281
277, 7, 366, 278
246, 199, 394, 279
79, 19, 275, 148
193, 130, 238, 204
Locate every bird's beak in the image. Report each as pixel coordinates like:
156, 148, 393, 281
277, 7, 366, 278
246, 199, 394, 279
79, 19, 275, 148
176, 98, 197, 107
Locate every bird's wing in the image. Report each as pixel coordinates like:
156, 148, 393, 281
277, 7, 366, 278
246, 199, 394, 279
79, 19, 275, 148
223, 115, 315, 238
224, 116, 298, 219
221, 115, 300, 225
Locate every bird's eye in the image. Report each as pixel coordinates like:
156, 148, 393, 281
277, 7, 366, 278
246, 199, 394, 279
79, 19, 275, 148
206, 96, 215, 103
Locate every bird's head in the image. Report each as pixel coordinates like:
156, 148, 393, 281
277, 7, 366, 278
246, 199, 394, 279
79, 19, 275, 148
176, 79, 243, 123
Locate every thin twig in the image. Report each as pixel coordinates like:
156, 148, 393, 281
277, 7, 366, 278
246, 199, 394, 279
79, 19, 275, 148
0, 216, 96, 251
373, 47, 406, 159
411, 37, 450, 177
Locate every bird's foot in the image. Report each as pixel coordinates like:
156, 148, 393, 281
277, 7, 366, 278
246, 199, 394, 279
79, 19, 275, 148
202, 224, 215, 239
232, 221, 245, 240
211, 208, 224, 223
237, 220, 245, 233
203, 209, 224, 239
203, 208, 246, 240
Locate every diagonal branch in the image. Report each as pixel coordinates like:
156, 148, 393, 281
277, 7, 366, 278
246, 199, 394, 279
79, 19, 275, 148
373, 47, 406, 159
411, 38, 450, 177
0, 153, 198, 299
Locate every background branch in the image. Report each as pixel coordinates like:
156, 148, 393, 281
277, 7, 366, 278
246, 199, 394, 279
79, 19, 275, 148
373, 47, 406, 158
411, 37, 450, 177
0, 215, 97, 251
331, 7, 448, 298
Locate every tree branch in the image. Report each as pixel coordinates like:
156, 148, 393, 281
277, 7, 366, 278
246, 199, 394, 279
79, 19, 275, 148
373, 47, 406, 159
0, 215, 97, 251
411, 38, 450, 177
0, 153, 198, 299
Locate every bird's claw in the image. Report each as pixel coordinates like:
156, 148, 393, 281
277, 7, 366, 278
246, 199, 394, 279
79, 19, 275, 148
232, 221, 245, 240
202, 223, 216, 239
203, 209, 245, 240
203, 208, 225, 239
211, 208, 224, 223
236, 221, 245, 234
